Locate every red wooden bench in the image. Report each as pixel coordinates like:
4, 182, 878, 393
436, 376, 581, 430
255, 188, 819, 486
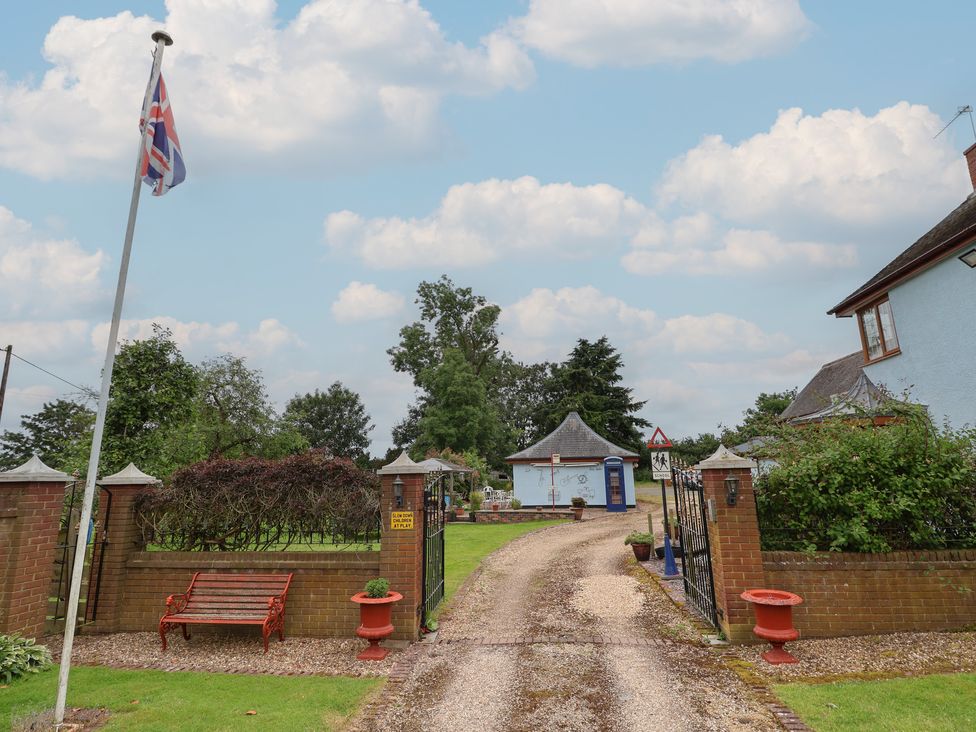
159, 572, 294, 653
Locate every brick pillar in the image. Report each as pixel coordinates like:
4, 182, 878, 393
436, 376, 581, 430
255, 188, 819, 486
377, 452, 426, 642
698, 446, 765, 643
87, 463, 159, 633
0, 456, 71, 638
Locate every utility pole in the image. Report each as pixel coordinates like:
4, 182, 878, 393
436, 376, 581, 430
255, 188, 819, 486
0, 345, 11, 424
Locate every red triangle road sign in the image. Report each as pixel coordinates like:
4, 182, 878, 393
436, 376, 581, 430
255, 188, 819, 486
647, 427, 672, 449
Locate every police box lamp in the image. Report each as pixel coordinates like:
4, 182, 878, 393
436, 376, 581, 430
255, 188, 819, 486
725, 473, 740, 507
960, 247, 976, 268
393, 475, 404, 508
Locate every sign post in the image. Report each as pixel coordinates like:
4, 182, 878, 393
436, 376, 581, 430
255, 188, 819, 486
550, 453, 560, 510
647, 428, 680, 579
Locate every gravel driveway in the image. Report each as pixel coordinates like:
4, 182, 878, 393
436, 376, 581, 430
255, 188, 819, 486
362, 510, 778, 732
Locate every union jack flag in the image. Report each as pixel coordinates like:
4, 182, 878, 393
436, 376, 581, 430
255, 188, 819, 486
140, 73, 186, 196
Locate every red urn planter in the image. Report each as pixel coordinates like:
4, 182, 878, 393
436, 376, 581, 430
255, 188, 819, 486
571, 507, 584, 521
350, 591, 403, 661
630, 543, 652, 561
741, 589, 803, 664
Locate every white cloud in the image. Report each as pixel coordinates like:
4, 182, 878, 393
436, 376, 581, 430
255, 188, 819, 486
658, 102, 970, 229
0, 0, 534, 179
623, 222, 857, 275
0, 206, 107, 316
500, 286, 656, 360
0, 320, 90, 361
687, 348, 825, 382
328, 176, 651, 268
91, 315, 302, 360
511, 0, 810, 67
331, 281, 405, 322
654, 313, 787, 354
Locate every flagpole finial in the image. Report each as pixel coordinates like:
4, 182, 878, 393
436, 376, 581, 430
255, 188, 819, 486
151, 30, 173, 46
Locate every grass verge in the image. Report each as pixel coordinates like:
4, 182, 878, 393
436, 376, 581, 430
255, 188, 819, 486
0, 665, 381, 732
774, 672, 976, 731
436, 520, 568, 618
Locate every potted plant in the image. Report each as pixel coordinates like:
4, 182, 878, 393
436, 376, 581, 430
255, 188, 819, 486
570, 496, 586, 521
350, 578, 403, 661
469, 490, 483, 514
536, 504, 543, 512
511, 498, 522, 510
740, 589, 804, 664
625, 531, 654, 561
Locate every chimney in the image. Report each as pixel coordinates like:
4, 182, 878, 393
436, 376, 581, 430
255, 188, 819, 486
966, 143, 976, 192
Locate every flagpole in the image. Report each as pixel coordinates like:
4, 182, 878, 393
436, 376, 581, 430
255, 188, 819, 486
54, 29, 173, 728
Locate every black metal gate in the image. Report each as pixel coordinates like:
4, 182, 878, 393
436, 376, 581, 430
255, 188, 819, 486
47, 481, 109, 634
671, 460, 718, 628
421, 472, 446, 621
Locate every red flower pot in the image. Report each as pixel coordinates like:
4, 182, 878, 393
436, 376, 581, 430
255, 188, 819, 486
630, 543, 651, 561
350, 591, 403, 661
571, 507, 584, 521
740, 589, 803, 664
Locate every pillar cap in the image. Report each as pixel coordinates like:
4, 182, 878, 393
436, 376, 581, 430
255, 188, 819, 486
99, 462, 161, 485
0, 454, 70, 482
695, 444, 756, 470
377, 451, 427, 475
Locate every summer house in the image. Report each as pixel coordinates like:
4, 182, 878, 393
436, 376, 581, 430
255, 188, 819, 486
505, 411, 637, 511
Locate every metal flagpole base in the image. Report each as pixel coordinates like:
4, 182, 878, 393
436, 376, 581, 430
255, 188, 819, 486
662, 534, 681, 579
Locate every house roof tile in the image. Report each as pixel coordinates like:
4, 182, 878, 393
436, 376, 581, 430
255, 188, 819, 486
505, 411, 638, 461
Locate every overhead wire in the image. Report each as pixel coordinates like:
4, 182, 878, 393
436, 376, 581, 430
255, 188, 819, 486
6, 350, 98, 399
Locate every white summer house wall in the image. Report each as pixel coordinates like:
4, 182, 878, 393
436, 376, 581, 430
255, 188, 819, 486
512, 461, 636, 507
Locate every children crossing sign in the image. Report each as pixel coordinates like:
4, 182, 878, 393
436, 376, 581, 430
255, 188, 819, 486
651, 450, 671, 480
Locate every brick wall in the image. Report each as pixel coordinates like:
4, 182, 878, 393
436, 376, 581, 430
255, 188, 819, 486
472, 509, 573, 523
763, 549, 976, 637
0, 481, 67, 638
114, 551, 380, 638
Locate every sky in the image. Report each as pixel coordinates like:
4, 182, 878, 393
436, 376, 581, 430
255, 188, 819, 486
1, 0, 974, 457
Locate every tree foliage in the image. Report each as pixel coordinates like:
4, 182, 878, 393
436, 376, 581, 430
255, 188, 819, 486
414, 349, 505, 457
0, 399, 93, 471
284, 382, 373, 462
388, 275, 502, 385
533, 337, 649, 451
756, 407, 976, 552
99, 325, 199, 476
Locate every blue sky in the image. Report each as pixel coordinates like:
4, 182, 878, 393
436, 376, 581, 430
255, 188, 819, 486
1, 1, 974, 456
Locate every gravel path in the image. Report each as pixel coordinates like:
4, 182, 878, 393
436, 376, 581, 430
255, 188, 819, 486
365, 510, 777, 731
51, 633, 394, 677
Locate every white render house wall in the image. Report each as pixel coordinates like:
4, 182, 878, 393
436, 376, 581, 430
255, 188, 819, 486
512, 461, 636, 507
863, 253, 976, 429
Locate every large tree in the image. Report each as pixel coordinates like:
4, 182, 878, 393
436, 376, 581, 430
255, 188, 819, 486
0, 399, 94, 471
388, 275, 503, 385
533, 337, 649, 451
98, 325, 199, 476
495, 359, 554, 451
414, 349, 505, 458
284, 382, 373, 461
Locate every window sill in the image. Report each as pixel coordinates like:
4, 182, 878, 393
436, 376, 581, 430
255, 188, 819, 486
864, 349, 901, 366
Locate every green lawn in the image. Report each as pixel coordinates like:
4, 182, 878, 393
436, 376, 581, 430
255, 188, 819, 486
775, 673, 976, 731
437, 520, 568, 617
0, 666, 381, 732
634, 481, 664, 504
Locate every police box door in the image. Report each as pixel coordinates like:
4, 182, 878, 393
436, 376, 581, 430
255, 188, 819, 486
603, 457, 627, 512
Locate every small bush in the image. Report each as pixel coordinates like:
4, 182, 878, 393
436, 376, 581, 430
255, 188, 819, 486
624, 531, 654, 545
469, 490, 484, 512
510, 498, 522, 509
0, 635, 52, 683
364, 578, 390, 598
571, 496, 587, 508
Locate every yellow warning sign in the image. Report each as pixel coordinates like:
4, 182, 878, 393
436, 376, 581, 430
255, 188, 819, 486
391, 511, 414, 530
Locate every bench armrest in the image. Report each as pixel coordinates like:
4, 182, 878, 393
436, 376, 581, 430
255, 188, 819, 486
164, 592, 189, 615
266, 594, 286, 620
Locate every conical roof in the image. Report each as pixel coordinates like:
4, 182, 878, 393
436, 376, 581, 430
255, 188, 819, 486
506, 412, 638, 461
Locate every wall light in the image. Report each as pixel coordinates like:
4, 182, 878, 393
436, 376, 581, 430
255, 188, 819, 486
724, 473, 740, 507
393, 475, 404, 508
961, 248, 976, 268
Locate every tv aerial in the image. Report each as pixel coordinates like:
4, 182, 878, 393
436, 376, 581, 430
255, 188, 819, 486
934, 105, 976, 141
